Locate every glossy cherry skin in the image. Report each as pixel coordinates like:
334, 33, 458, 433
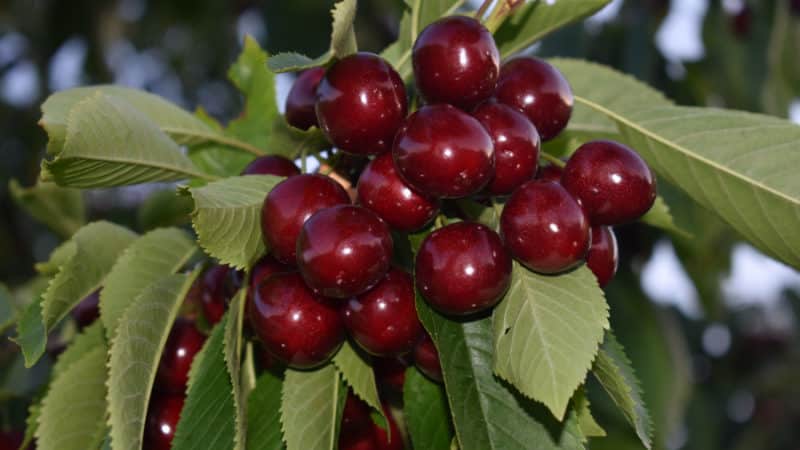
373, 402, 404, 450
357, 152, 440, 232
341, 392, 373, 435
500, 180, 590, 274
536, 162, 564, 183
561, 140, 656, 225
297, 205, 393, 298
412, 15, 500, 110
156, 318, 207, 393
250, 255, 292, 293
241, 155, 300, 177
197, 264, 234, 325
413, 332, 442, 382
586, 226, 618, 288
495, 57, 574, 141
316, 52, 407, 155
285, 67, 325, 130
248, 272, 344, 369
342, 269, 423, 356
71, 289, 100, 329
473, 101, 540, 195
415, 222, 511, 316
393, 104, 494, 198
145, 393, 184, 450
261, 174, 350, 264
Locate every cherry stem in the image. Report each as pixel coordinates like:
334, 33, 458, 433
540, 152, 566, 168
475, 0, 493, 18
434, 214, 445, 229
483, 0, 524, 33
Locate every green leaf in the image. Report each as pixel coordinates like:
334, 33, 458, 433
9, 179, 85, 238
0, 283, 15, 334
187, 108, 255, 179
280, 364, 344, 450
762, 0, 800, 116
247, 371, 285, 450
640, 196, 691, 238
571, 388, 605, 441
592, 332, 652, 449
224, 291, 248, 450
172, 316, 237, 450
22, 401, 41, 450
100, 227, 197, 339
492, 264, 608, 419
52, 321, 105, 377
264, 118, 329, 160
454, 199, 500, 230
107, 272, 199, 450
40, 92, 212, 187
266, 52, 332, 74
403, 367, 454, 450
185, 175, 283, 269
494, 0, 613, 59
332, 341, 384, 419
554, 57, 800, 270
136, 189, 194, 231
36, 347, 108, 450
34, 240, 77, 275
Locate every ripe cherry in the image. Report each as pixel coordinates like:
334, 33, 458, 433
561, 140, 656, 225
0, 430, 24, 450
373, 402, 403, 450
316, 52, 407, 155
495, 57, 573, 141
357, 152, 440, 232
71, 290, 100, 329
341, 392, 373, 435
342, 268, 422, 356
536, 162, 563, 183
586, 226, 618, 288
249, 255, 291, 293
297, 205, 393, 298
285, 67, 325, 130
261, 174, 350, 264
415, 222, 511, 316
413, 332, 442, 382
472, 101, 540, 195
145, 393, 184, 450
339, 431, 378, 450
248, 272, 344, 369
197, 264, 236, 325
374, 356, 409, 393
393, 104, 494, 198
500, 180, 590, 274
156, 318, 206, 393
241, 155, 300, 177
412, 15, 500, 110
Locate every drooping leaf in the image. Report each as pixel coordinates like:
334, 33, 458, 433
100, 227, 197, 339
184, 175, 283, 269
136, 189, 195, 231
224, 291, 248, 450
107, 272, 199, 450
571, 388, 605, 441
280, 364, 344, 450
247, 371, 285, 450
403, 367, 454, 450
553, 58, 800, 270
52, 321, 105, 377
333, 341, 383, 419
492, 264, 609, 419
9, 179, 85, 238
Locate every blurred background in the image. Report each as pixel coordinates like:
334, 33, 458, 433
1, 0, 799, 449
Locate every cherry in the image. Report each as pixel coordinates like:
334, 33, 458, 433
248, 272, 344, 369
374, 356, 409, 393
316, 52, 407, 155
494, 57, 573, 141
249, 255, 291, 293
373, 402, 403, 450
341, 392, 373, 435
393, 104, 494, 198
145, 393, 184, 450
297, 205, 393, 298
536, 162, 563, 183
197, 264, 236, 325
156, 318, 206, 393
285, 67, 325, 130
500, 180, 590, 274
357, 152, 440, 232
0, 430, 24, 450
472, 101, 540, 195
71, 289, 100, 329
261, 174, 350, 264
561, 140, 656, 225
413, 332, 442, 382
241, 155, 300, 177
415, 222, 511, 316
412, 15, 500, 110
339, 432, 378, 450
586, 226, 618, 288
342, 268, 422, 356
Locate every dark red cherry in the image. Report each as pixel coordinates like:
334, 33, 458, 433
249, 255, 292, 293
415, 222, 511, 315
357, 152, 440, 232
473, 101, 540, 195
248, 272, 344, 369
343, 269, 422, 356
586, 226, 618, 288
285, 67, 325, 130
412, 15, 500, 110
156, 318, 206, 393
374, 356, 409, 393
241, 155, 301, 177
316, 52, 407, 155
71, 289, 100, 329
536, 162, 563, 183
341, 392, 373, 435
261, 174, 350, 264
561, 140, 656, 225
339, 431, 378, 450
495, 57, 573, 141
393, 104, 494, 198
413, 332, 442, 382
373, 402, 403, 450
0, 430, 24, 450
297, 205, 392, 298
145, 393, 184, 450
197, 264, 233, 325
500, 180, 590, 274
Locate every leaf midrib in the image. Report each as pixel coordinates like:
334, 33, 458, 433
54, 154, 216, 182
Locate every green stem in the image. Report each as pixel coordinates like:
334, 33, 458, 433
434, 214, 445, 229
474, 0, 493, 18
540, 152, 566, 168
483, 0, 524, 33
